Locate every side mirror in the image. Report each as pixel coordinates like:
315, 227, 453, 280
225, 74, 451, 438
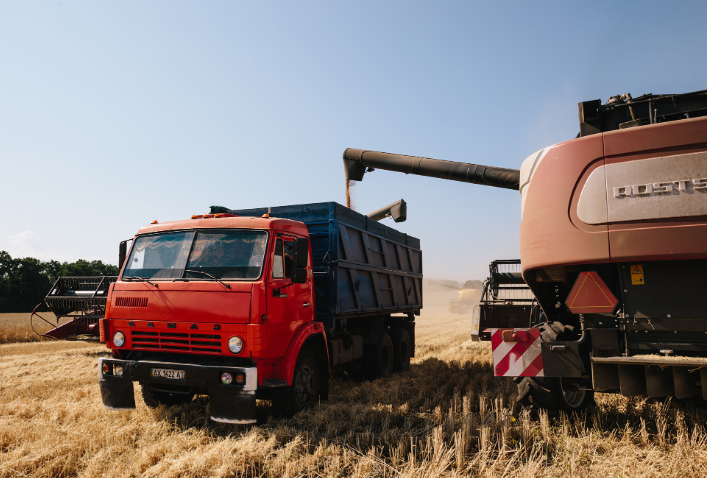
119, 240, 128, 271
294, 238, 309, 269
292, 238, 309, 284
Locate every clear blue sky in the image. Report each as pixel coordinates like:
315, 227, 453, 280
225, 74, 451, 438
1, 1, 706, 281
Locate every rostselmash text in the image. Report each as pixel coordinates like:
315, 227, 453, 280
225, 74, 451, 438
613, 178, 707, 197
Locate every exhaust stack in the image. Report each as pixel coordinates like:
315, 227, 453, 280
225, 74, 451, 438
367, 199, 407, 223
343, 148, 520, 191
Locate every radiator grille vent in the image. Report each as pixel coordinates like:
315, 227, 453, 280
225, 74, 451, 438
131, 331, 222, 354
115, 297, 148, 308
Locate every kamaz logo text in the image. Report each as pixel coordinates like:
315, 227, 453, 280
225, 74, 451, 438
613, 178, 707, 197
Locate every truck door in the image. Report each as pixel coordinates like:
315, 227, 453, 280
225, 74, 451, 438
267, 235, 312, 355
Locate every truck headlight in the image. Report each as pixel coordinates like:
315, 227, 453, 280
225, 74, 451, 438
113, 331, 126, 347
228, 336, 243, 354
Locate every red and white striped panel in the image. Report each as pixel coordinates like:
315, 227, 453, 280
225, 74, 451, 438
490, 328, 544, 377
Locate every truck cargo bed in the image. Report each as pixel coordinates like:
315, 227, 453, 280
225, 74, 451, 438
211, 202, 422, 327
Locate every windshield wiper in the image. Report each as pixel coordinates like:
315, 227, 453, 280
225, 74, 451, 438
123, 276, 159, 288
184, 269, 231, 289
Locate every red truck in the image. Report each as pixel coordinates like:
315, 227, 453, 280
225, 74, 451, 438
97, 202, 421, 423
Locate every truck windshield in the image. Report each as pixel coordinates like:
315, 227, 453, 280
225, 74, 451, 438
185, 231, 267, 280
123, 230, 268, 280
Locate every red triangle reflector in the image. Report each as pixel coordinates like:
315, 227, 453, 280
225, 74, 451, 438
565, 271, 618, 314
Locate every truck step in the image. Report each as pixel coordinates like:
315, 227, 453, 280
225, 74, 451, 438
262, 379, 288, 387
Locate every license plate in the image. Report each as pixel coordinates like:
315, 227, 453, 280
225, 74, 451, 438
150, 368, 185, 380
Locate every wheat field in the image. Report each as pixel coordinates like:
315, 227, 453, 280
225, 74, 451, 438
2, 297, 707, 477
0, 312, 60, 344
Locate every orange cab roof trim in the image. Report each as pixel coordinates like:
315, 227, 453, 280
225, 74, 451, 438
135, 216, 309, 236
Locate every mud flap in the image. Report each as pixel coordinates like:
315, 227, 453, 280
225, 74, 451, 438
99, 379, 136, 410
208, 388, 257, 424
540, 341, 584, 377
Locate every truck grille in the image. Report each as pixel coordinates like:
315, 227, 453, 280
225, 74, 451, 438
130, 331, 222, 354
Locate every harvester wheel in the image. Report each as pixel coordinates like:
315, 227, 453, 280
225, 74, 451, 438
364, 332, 394, 380
515, 321, 594, 413
140, 382, 194, 408
390, 328, 411, 372
272, 348, 321, 417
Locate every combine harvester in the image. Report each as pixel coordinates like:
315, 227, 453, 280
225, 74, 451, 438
343, 88, 707, 412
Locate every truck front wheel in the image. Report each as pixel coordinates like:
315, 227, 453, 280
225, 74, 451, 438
273, 348, 321, 416
140, 382, 195, 408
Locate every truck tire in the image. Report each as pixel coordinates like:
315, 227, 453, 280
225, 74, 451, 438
390, 328, 411, 372
364, 332, 394, 379
140, 382, 194, 408
515, 321, 594, 413
273, 348, 321, 417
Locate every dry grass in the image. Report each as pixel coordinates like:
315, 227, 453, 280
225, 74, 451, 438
2, 304, 707, 476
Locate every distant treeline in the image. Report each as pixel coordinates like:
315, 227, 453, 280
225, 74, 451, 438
0, 251, 119, 313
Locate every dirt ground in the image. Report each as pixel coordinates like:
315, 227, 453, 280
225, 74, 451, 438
1, 290, 707, 477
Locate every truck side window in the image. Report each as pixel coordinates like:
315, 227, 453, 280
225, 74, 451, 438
272, 238, 284, 279
284, 240, 294, 278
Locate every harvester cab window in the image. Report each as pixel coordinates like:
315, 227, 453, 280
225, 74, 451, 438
272, 238, 284, 279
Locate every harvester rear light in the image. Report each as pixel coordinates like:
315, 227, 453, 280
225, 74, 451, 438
221, 373, 232, 385
235, 373, 245, 385
114, 365, 124, 377
102, 363, 111, 375
501, 330, 529, 342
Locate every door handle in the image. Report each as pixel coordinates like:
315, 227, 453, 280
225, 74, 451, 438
303, 302, 311, 308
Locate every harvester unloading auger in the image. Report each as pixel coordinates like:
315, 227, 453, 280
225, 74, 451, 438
343, 148, 520, 190
344, 88, 707, 412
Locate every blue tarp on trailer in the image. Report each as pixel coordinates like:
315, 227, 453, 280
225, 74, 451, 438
211, 202, 422, 327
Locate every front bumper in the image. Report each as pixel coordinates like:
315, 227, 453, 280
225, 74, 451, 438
98, 357, 258, 424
